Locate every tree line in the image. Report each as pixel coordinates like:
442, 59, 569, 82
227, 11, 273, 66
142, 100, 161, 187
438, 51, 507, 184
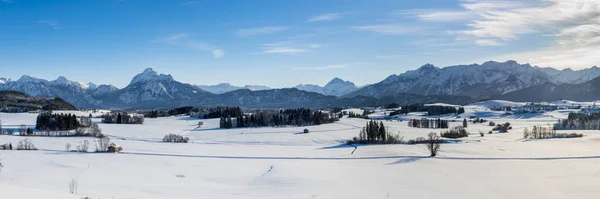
555, 112, 600, 130
408, 118, 450, 129
391, 104, 464, 116
219, 108, 338, 129
101, 112, 144, 124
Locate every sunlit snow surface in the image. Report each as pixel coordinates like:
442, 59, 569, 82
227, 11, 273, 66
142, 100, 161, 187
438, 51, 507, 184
1, 105, 600, 199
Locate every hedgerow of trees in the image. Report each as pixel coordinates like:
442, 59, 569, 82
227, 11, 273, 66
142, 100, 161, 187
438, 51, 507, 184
408, 118, 450, 129
523, 126, 583, 139
101, 112, 144, 124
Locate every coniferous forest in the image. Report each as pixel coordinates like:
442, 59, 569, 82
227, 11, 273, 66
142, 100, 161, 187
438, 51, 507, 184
408, 118, 450, 129
36, 112, 80, 131
555, 112, 600, 130
219, 108, 338, 129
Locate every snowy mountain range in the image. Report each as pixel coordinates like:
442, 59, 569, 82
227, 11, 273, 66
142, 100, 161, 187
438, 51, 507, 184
344, 60, 600, 100
2, 60, 600, 109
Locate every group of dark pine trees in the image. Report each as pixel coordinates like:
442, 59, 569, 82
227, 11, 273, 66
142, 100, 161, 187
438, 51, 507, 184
555, 112, 600, 130
219, 108, 337, 129
36, 112, 80, 131
391, 104, 464, 116
408, 118, 450, 129
101, 112, 144, 124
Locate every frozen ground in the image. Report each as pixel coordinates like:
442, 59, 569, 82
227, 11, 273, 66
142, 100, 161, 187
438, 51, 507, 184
1, 107, 600, 199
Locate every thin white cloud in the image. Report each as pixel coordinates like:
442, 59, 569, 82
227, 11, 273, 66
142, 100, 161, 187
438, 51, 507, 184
236, 26, 288, 37
38, 20, 61, 29
475, 39, 503, 46
152, 33, 188, 44
292, 64, 348, 71
180, 1, 197, 5
308, 13, 342, 22
397, 9, 475, 22
376, 54, 409, 60
353, 24, 425, 35
253, 41, 321, 55
153, 33, 224, 59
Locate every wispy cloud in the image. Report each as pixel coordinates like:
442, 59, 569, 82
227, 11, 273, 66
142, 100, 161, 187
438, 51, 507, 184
180, 1, 197, 5
153, 33, 224, 59
376, 54, 408, 60
462, 0, 600, 68
236, 26, 288, 37
475, 39, 503, 46
292, 64, 348, 71
152, 33, 188, 44
396, 9, 474, 22
38, 20, 61, 29
253, 41, 322, 55
353, 24, 425, 35
308, 13, 342, 22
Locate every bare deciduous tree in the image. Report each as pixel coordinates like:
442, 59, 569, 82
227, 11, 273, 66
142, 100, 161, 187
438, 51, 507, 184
95, 135, 111, 152
18, 124, 27, 136
76, 140, 89, 152
426, 133, 441, 157
74, 127, 87, 136
16, 138, 36, 150
89, 123, 102, 137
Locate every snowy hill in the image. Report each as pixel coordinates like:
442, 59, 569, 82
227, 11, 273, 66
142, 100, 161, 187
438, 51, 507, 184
294, 77, 358, 96
344, 60, 600, 100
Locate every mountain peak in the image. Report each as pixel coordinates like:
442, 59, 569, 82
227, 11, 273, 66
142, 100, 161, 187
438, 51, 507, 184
130, 68, 174, 85
17, 75, 47, 83
419, 63, 436, 69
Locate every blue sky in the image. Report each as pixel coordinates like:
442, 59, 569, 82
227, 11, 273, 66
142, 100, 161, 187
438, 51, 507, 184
0, 0, 597, 88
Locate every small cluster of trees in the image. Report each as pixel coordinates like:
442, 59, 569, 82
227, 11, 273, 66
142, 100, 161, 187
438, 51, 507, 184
555, 113, 600, 130
472, 117, 488, 123
163, 134, 190, 143
348, 110, 371, 119
492, 122, 512, 133
408, 118, 450, 129
440, 126, 469, 138
348, 121, 402, 144
36, 112, 80, 131
101, 112, 144, 124
523, 126, 583, 139
220, 109, 338, 129
16, 138, 36, 150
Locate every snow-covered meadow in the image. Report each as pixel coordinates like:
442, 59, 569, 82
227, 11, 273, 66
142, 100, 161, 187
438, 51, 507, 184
1, 103, 600, 199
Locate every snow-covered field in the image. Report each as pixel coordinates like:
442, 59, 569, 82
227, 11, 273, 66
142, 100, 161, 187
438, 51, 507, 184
1, 107, 600, 199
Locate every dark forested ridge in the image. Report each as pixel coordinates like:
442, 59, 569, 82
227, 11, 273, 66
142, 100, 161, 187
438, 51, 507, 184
0, 90, 76, 112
